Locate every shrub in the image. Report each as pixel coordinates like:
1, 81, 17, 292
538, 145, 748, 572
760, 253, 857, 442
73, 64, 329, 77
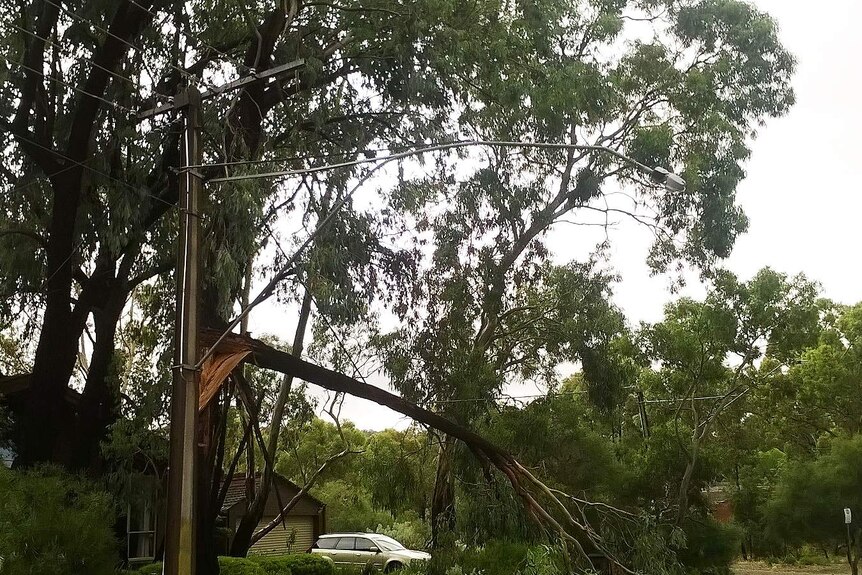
461, 540, 531, 574
248, 555, 294, 575
219, 556, 267, 575
249, 554, 334, 575
0, 465, 119, 575
375, 515, 430, 550
135, 557, 268, 575
676, 518, 742, 575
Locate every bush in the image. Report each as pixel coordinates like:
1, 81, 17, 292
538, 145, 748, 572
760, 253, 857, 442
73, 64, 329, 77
676, 518, 742, 575
134, 557, 268, 575
248, 555, 294, 575
0, 465, 119, 575
219, 556, 267, 575
249, 554, 334, 575
375, 515, 430, 550
462, 540, 531, 574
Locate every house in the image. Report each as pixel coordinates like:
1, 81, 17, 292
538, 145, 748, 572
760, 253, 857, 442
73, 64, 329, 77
220, 474, 327, 556
705, 483, 734, 523
124, 472, 326, 565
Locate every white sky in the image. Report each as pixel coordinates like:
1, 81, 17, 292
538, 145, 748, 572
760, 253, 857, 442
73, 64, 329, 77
249, 0, 862, 431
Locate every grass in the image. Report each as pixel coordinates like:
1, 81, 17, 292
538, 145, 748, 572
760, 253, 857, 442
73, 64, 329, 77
734, 561, 850, 575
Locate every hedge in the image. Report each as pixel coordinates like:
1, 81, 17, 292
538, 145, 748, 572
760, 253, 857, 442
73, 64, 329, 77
249, 554, 334, 575
136, 556, 270, 575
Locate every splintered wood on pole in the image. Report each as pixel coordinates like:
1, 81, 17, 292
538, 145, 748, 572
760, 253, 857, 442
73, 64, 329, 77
198, 329, 633, 573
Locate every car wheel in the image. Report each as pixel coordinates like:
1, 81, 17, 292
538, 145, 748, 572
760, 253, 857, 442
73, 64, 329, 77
384, 562, 403, 572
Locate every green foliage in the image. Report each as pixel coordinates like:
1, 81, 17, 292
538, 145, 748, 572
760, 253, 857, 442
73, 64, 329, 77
765, 435, 862, 548
375, 515, 431, 551
249, 554, 334, 575
360, 428, 435, 519
416, 541, 566, 575
733, 449, 788, 556
138, 557, 272, 575
249, 555, 296, 575
136, 563, 163, 575
312, 479, 392, 533
676, 518, 743, 575
218, 556, 268, 575
460, 540, 531, 574
277, 419, 367, 486
0, 465, 118, 575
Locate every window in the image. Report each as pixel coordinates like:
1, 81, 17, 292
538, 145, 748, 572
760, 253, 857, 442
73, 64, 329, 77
314, 538, 338, 549
374, 536, 405, 551
355, 538, 379, 553
127, 483, 157, 561
334, 537, 356, 550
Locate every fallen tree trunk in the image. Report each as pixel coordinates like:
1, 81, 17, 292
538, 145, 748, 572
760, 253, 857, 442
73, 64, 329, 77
199, 329, 630, 573
201, 329, 517, 463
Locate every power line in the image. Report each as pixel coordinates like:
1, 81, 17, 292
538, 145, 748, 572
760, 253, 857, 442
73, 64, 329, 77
5, 21, 146, 92
0, 53, 133, 114
189, 144, 414, 170
205, 140, 660, 185
3, 126, 176, 209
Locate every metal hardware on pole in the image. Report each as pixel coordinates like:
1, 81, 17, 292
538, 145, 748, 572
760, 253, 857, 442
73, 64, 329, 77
637, 390, 650, 438
165, 85, 203, 575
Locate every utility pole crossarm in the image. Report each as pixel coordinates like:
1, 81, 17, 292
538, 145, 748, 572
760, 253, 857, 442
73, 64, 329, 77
137, 59, 305, 120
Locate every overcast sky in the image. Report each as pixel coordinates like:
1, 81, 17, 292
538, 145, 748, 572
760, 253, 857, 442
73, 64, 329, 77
251, 1, 862, 431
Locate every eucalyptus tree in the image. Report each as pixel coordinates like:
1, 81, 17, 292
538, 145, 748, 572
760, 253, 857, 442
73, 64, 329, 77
369, 0, 797, 545
638, 268, 820, 524
0, 0, 453, 469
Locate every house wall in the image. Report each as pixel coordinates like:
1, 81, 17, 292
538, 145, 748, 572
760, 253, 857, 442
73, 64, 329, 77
249, 515, 314, 556
225, 479, 325, 555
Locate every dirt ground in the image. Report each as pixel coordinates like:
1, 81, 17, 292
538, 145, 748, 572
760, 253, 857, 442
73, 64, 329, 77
734, 561, 849, 575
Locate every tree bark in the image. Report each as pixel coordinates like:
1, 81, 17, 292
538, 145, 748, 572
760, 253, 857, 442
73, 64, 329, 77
675, 435, 701, 526
431, 436, 457, 548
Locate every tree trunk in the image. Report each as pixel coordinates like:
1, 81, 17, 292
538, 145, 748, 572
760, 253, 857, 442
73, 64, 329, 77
431, 436, 457, 549
17, 176, 86, 466
848, 526, 860, 575
73, 275, 130, 471
230, 289, 312, 557
675, 438, 700, 526
197, 400, 222, 575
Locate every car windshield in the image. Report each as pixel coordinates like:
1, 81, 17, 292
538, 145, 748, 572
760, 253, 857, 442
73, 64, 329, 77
372, 536, 405, 551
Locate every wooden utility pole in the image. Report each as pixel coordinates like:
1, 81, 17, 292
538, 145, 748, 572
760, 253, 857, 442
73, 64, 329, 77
165, 86, 203, 575
136, 59, 304, 574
